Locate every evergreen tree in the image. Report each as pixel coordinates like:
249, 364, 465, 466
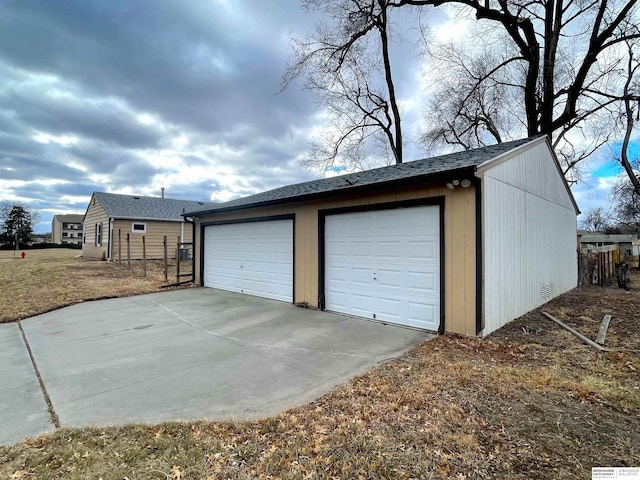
0, 205, 35, 248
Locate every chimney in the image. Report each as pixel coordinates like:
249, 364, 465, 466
161, 187, 165, 199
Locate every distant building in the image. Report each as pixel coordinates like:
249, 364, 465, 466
580, 233, 638, 256
51, 214, 84, 245
32, 233, 49, 244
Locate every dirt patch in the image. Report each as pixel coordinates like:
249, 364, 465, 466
1, 271, 638, 479
0, 249, 192, 323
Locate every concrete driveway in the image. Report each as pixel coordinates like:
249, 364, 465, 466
0, 288, 430, 446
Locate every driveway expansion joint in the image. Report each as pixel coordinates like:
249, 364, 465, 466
18, 321, 60, 429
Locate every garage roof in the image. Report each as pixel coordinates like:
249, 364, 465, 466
93, 192, 216, 221
186, 137, 539, 216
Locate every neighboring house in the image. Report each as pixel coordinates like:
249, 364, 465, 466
580, 233, 638, 256
185, 136, 579, 338
82, 192, 215, 260
51, 214, 84, 245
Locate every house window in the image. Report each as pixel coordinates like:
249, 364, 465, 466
95, 223, 102, 246
62, 232, 68, 237
132, 222, 146, 233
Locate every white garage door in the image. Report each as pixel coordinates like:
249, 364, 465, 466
204, 220, 293, 302
325, 205, 440, 331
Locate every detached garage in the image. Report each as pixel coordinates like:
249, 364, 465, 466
186, 136, 579, 337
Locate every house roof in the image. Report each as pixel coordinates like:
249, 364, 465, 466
53, 214, 84, 223
186, 137, 541, 216
581, 233, 637, 243
92, 192, 216, 221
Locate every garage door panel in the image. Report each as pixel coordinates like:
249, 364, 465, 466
377, 268, 402, 289
408, 303, 436, 326
377, 297, 402, 318
352, 241, 373, 258
407, 270, 437, 293
204, 220, 293, 302
349, 294, 375, 317
408, 240, 436, 261
377, 241, 403, 261
327, 290, 349, 310
351, 267, 374, 286
326, 240, 348, 258
325, 205, 440, 331
349, 215, 372, 233
327, 264, 349, 283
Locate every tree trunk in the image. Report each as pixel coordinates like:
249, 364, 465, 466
620, 43, 640, 196
378, 0, 402, 163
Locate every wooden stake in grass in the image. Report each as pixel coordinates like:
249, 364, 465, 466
596, 315, 612, 345
142, 236, 147, 278
163, 235, 168, 282
176, 236, 180, 283
127, 233, 131, 270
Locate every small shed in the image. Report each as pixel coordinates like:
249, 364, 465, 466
82, 192, 214, 261
186, 137, 579, 337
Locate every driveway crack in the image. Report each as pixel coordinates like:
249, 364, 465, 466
18, 322, 60, 429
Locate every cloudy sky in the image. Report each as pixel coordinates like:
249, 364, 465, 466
0, 0, 632, 233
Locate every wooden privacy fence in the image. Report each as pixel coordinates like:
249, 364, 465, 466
583, 245, 620, 286
115, 229, 193, 283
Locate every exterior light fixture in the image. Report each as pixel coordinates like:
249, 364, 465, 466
452, 179, 460, 186
446, 182, 454, 190
461, 179, 471, 188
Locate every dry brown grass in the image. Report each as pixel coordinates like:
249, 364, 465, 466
0, 249, 191, 323
1, 271, 639, 479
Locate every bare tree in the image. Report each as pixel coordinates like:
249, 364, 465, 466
580, 206, 613, 232
283, 0, 405, 171
289, 0, 639, 181
422, 40, 520, 150
401, 0, 640, 178
611, 177, 640, 230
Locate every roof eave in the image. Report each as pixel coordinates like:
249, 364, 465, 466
110, 217, 186, 222
184, 166, 477, 217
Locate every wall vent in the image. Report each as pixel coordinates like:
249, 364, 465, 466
541, 284, 555, 303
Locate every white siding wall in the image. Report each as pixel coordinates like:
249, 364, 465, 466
482, 140, 577, 336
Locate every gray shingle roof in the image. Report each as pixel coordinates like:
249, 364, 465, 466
94, 192, 216, 221
186, 137, 537, 216
581, 233, 637, 243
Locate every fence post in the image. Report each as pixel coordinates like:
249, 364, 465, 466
163, 235, 168, 282
118, 229, 122, 264
142, 236, 147, 278
176, 236, 181, 283
127, 233, 131, 270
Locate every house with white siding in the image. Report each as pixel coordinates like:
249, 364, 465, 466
184, 136, 579, 337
